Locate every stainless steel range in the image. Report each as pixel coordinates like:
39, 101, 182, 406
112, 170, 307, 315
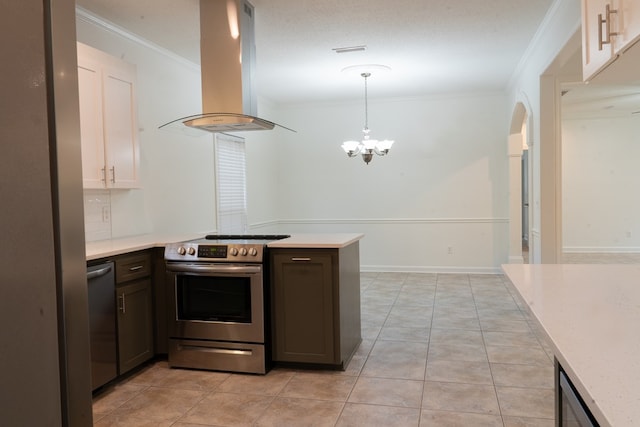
165, 234, 289, 374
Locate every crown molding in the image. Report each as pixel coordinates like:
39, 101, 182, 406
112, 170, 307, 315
75, 6, 199, 72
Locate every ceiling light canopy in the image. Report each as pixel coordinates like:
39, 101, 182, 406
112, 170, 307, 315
341, 63, 391, 77
341, 71, 394, 165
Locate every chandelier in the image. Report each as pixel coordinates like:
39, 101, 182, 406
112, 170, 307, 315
341, 72, 394, 164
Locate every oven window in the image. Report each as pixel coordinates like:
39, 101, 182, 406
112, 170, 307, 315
177, 275, 252, 323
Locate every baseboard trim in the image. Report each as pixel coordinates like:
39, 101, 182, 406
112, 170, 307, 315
563, 247, 640, 254
360, 265, 503, 274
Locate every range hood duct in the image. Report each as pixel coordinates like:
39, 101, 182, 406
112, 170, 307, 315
160, 0, 292, 134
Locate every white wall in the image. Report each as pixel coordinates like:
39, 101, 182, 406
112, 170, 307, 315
76, 8, 550, 273
76, 11, 217, 237
244, 98, 287, 233
272, 93, 510, 272
75, 7, 513, 271
77, 9, 286, 239
506, 0, 582, 263
562, 116, 640, 252
507, 0, 640, 260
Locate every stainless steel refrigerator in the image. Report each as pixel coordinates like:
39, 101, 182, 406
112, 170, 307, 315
0, 0, 93, 425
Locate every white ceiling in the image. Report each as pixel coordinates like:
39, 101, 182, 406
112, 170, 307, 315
562, 83, 640, 119
75, 0, 556, 105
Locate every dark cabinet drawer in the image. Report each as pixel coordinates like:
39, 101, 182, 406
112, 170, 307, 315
115, 251, 151, 283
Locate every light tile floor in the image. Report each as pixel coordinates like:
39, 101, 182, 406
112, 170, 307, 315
93, 273, 555, 426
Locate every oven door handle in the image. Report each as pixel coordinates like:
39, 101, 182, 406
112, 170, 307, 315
178, 344, 253, 356
166, 263, 262, 274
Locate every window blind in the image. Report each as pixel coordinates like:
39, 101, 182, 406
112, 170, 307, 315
214, 134, 247, 234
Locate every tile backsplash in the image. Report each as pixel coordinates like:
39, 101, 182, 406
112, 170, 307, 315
84, 190, 112, 242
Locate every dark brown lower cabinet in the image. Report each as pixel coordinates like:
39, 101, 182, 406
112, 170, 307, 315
272, 252, 334, 364
116, 278, 153, 374
271, 243, 361, 368
115, 251, 154, 375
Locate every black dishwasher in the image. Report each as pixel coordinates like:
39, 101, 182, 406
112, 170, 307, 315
87, 261, 117, 390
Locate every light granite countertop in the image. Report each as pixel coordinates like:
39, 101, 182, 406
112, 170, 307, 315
267, 233, 364, 249
502, 264, 640, 427
86, 233, 364, 260
85, 233, 203, 261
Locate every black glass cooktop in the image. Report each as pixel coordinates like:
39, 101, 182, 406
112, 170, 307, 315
204, 234, 290, 241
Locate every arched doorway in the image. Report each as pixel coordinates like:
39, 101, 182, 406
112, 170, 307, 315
508, 101, 532, 263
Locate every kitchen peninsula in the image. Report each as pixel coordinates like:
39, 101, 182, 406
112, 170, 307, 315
85, 233, 363, 260
502, 264, 640, 427
85, 233, 363, 379
268, 234, 363, 369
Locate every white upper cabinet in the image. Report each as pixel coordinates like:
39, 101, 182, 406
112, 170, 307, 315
616, 0, 640, 51
77, 42, 140, 189
582, 0, 616, 80
582, 0, 640, 82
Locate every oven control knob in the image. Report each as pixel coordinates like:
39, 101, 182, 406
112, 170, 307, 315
240, 248, 248, 256
249, 248, 258, 256
177, 246, 186, 255
187, 247, 196, 256
229, 247, 238, 256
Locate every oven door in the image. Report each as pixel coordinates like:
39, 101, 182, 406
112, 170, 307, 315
167, 262, 264, 343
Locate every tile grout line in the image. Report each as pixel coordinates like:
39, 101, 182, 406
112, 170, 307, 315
417, 272, 439, 425
330, 270, 386, 427
470, 275, 508, 426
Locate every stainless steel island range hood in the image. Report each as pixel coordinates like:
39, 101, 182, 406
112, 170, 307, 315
160, 0, 292, 134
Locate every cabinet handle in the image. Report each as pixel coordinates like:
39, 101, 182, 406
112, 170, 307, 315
598, 4, 618, 51
291, 257, 311, 262
129, 265, 144, 272
109, 166, 116, 183
119, 294, 126, 314
101, 167, 106, 182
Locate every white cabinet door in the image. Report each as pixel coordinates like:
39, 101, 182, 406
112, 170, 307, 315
77, 56, 106, 189
616, 0, 640, 53
582, 0, 640, 81
582, 0, 617, 81
77, 42, 140, 189
102, 64, 139, 189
